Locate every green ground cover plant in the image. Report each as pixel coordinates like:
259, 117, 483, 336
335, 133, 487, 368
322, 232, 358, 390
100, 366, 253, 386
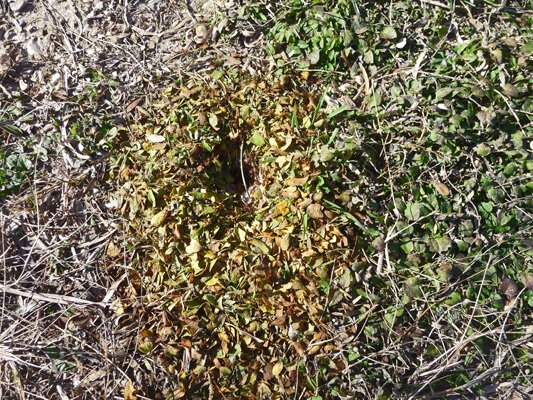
106, 1, 533, 398
1, 0, 532, 399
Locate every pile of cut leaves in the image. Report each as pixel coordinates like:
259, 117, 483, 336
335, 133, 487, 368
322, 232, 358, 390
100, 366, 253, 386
112, 71, 368, 398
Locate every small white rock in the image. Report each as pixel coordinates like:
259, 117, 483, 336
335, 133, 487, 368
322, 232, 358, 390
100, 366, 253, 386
50, 72, 61, 85
9, 0, 28, 12
147, 134, 165, 143
26, 39, 42, 58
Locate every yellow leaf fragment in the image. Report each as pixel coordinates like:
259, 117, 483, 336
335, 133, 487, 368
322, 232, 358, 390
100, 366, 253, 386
274, 200, 290, 216
218, 332, 231, 343
124, 380, 137, 400
151, 209, 167, 226
286, 176, 308, 186
269, 138, 279, 148
107, 241, 121, 257
272, 360, 284, 376
205, 275, 219, 286
185, 239, 202, 254
281, 233, 291, 251
236, 228, 247, 242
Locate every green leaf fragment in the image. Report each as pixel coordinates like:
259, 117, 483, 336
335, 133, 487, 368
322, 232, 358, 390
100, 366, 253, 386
252, 238, 270, 254
521, 41, 533, 55
428, 235, 452, 254
250, 131, 266, 146
0, 122, 24, 136
403, 278, 422, 299
401, 241, 414, 254
211, 70, 223, 79
381, 26, 397, 40
405, 203, 426, 221
445, 291, 461, 306
320, 145, 334, 162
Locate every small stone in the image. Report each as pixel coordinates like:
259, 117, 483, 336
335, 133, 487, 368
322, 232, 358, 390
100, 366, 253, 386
9, 0, 28, 12
26, 39, 42, 58
196, 25, 207, 39
50, 72, 61, 85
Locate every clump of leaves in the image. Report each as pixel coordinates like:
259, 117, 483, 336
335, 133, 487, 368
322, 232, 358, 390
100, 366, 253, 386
264, 0, 358, 71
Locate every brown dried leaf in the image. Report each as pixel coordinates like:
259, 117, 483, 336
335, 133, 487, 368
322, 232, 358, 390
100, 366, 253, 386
286, 176, 308, 186
432, 181, 450, 196
264, 363, 274, 381
500, 278, 518, 298
126, 97, 142, 113
271, 316, 286, 327
307, 203, 324, 219
292, 341, 307, 356
281, 233, 291, 251
185, 239, 202, 254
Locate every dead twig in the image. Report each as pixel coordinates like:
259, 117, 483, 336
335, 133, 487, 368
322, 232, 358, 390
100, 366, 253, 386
0, 286, 111, 308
